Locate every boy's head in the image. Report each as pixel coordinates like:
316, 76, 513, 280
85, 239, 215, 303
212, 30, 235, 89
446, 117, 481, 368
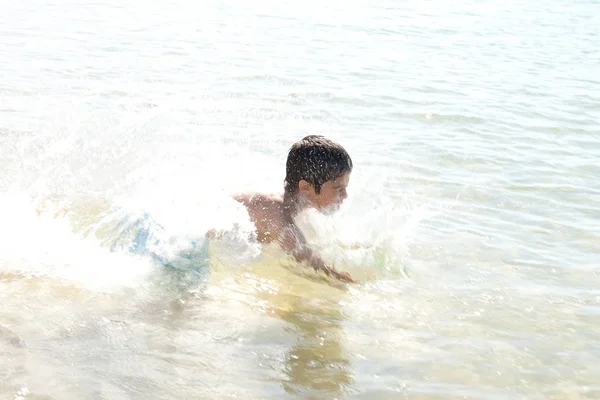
284, 135, 353, 211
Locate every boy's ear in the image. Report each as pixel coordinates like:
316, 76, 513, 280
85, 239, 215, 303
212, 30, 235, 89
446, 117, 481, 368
298, 179, 313, 195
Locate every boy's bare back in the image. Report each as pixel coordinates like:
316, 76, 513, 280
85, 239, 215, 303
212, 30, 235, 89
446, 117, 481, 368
233, 193, 287, 243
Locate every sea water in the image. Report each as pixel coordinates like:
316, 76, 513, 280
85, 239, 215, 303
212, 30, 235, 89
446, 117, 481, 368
1, 0, 599, 398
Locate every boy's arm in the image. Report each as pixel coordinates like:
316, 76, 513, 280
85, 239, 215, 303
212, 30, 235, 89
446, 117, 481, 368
279, 224, 355, 283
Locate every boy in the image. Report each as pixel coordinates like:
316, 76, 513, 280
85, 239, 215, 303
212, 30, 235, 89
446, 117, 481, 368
234, 135, 354, 282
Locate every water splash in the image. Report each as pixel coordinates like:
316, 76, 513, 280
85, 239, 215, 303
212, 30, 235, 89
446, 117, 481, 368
1, 109, 430, 290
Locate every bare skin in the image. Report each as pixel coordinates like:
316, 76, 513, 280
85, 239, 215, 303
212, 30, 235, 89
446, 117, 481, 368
234, 173, 354, 282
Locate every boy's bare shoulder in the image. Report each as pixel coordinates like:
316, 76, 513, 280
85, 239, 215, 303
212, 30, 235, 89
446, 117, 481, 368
233, 192, 286, 242
233, 192, 285, 222
233, 192, 283, 208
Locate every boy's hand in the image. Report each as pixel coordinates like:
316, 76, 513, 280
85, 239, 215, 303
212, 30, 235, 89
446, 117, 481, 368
310, 255, 356, 283
331, 269, 355, 283
281, 228, 356, 283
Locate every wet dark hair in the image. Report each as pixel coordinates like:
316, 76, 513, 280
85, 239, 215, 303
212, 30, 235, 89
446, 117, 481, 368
284, 135, 353, 198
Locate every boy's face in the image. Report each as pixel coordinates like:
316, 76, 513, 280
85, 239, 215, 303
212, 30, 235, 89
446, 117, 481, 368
299, 172, 350, 213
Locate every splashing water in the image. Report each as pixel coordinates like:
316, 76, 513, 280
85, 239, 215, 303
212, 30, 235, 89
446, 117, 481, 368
1, 109, 419, 295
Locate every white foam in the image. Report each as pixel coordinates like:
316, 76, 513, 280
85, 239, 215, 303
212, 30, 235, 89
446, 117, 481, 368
0, 194, 154, 293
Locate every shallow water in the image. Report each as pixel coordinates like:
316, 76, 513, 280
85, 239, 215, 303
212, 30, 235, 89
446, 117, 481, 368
1, 0, 599, 398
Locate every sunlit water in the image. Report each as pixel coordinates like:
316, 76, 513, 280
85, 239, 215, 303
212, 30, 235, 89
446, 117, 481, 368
1, 0, 599, 398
